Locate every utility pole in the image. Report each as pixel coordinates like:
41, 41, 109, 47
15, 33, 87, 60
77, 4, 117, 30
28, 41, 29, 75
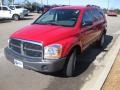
0, 0, 2, 6
41, 0, 43, 4
36, 0, 37, 11
41, 0, 43, 6
0, 0, 2, 10
108, 0, 110, 10
69, 0, 70, 6
0, 0, 3, 5
47, 0, 48, 5
12, 0, 14, 5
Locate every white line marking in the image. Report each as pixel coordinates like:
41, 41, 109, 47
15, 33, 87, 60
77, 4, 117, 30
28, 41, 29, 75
91, 35, 120, 90
113, 30, 120, 35
80, 35, 120, 90
0, 48, 4, 58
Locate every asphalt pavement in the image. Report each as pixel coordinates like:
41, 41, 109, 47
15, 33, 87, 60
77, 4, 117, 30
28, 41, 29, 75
0, 13, 120, 90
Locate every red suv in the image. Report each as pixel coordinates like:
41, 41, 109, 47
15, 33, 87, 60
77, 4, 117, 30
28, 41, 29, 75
107, 10, 117, 16
5, 5, 107, 77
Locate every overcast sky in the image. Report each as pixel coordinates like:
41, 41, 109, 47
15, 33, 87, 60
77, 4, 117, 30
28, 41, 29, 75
15, 0, 120, 9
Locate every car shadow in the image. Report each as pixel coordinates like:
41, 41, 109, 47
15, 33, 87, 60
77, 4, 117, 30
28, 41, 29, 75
74, 35, 113, 76
0, 19, 11, 23
20, 18, 33, 21
40, 35, 113, 77
25, 14, 34, 17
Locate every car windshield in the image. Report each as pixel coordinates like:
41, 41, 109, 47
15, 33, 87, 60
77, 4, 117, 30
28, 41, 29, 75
34, 9, 80, 27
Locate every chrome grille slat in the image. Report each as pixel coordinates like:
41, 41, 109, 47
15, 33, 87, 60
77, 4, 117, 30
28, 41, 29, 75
10, 39, 21, 46
9, 38, 43, 58
24, 42, 42, 50
10, 43, 21, 48
23, 47, 42, 52
21, 41, 24, 55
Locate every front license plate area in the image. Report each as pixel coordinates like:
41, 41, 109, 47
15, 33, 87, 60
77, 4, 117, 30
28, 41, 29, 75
14, 59, 23, 68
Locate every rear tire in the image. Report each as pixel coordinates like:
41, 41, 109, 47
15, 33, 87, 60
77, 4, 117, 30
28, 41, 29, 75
13, 15, 20, 21
97, 33, 105, 48
64, 49, 77, 77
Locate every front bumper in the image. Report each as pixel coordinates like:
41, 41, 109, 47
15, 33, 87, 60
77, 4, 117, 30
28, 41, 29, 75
20, 13, 25, 18
23, 11, 28, 16
4, 47, 66, 72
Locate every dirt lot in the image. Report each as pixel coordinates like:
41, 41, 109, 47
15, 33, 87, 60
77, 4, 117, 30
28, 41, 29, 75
102, 51, 120, 90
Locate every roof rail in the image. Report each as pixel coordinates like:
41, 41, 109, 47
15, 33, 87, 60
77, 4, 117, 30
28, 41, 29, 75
86, 5, 100, 8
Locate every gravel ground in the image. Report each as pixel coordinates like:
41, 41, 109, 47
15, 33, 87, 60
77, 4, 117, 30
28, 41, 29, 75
102, 51, 120, 90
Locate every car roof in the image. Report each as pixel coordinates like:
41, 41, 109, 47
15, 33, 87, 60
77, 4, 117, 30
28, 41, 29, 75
52, 5, 102, 12
52, 6, 92, 10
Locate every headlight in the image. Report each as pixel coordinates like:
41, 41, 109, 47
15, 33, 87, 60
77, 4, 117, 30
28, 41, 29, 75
8, 39, 10, 48
8, 39, 10, 43
20, 12, 22, 14
44, 44, 62, 59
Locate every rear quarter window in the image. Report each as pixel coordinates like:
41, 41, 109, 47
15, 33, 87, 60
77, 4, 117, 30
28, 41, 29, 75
92, 8, 104, 21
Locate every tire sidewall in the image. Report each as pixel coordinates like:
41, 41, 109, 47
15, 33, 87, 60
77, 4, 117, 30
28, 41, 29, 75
13, 15, 19, 21
66, 49, 77, 77
100, 34, 105, 47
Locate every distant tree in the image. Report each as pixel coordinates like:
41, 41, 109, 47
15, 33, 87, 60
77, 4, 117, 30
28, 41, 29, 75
1, 0, 4, 5
115, 9, 120, 14
103, 8, 107, 13
22, 0, 33, 11
8, 0, 14, 5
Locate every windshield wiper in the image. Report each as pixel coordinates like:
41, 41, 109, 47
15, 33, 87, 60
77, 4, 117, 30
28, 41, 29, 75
47, 22, 65, 27
33, 22, 49, 25
34, 22, 66, 27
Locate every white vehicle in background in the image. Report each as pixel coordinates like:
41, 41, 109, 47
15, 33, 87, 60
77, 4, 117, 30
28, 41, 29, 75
0, 5, 25, 20
9, 5, 29, 16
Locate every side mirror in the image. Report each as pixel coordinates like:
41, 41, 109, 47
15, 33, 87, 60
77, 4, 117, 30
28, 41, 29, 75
82, 21, 93, 27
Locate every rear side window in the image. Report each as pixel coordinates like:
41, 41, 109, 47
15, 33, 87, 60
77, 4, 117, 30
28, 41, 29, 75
82, 10, 93, 25
3, 7, 8, 10
16, 6, 22, 8
92, 9, 104, 21
99, 10, 105, 18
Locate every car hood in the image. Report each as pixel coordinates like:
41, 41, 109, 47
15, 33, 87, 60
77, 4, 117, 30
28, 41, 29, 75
16, 8, 26, 10
11, 24, 75, 46
11, 9, 22, 13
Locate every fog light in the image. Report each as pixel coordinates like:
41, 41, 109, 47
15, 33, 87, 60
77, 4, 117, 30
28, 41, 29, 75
41, 65, 48, 70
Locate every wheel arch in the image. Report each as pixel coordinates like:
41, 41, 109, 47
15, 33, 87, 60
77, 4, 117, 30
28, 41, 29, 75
63, 44, 81, 67
103, 28, 107, 34
12, 14, 19, 18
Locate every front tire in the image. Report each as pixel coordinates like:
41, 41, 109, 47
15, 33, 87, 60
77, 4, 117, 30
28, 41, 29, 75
64, 49, 77, 77
13, 15, 20, 21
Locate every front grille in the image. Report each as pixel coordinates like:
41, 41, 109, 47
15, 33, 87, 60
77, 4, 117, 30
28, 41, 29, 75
9, 38, 43, 58
23, 10, 28, 13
